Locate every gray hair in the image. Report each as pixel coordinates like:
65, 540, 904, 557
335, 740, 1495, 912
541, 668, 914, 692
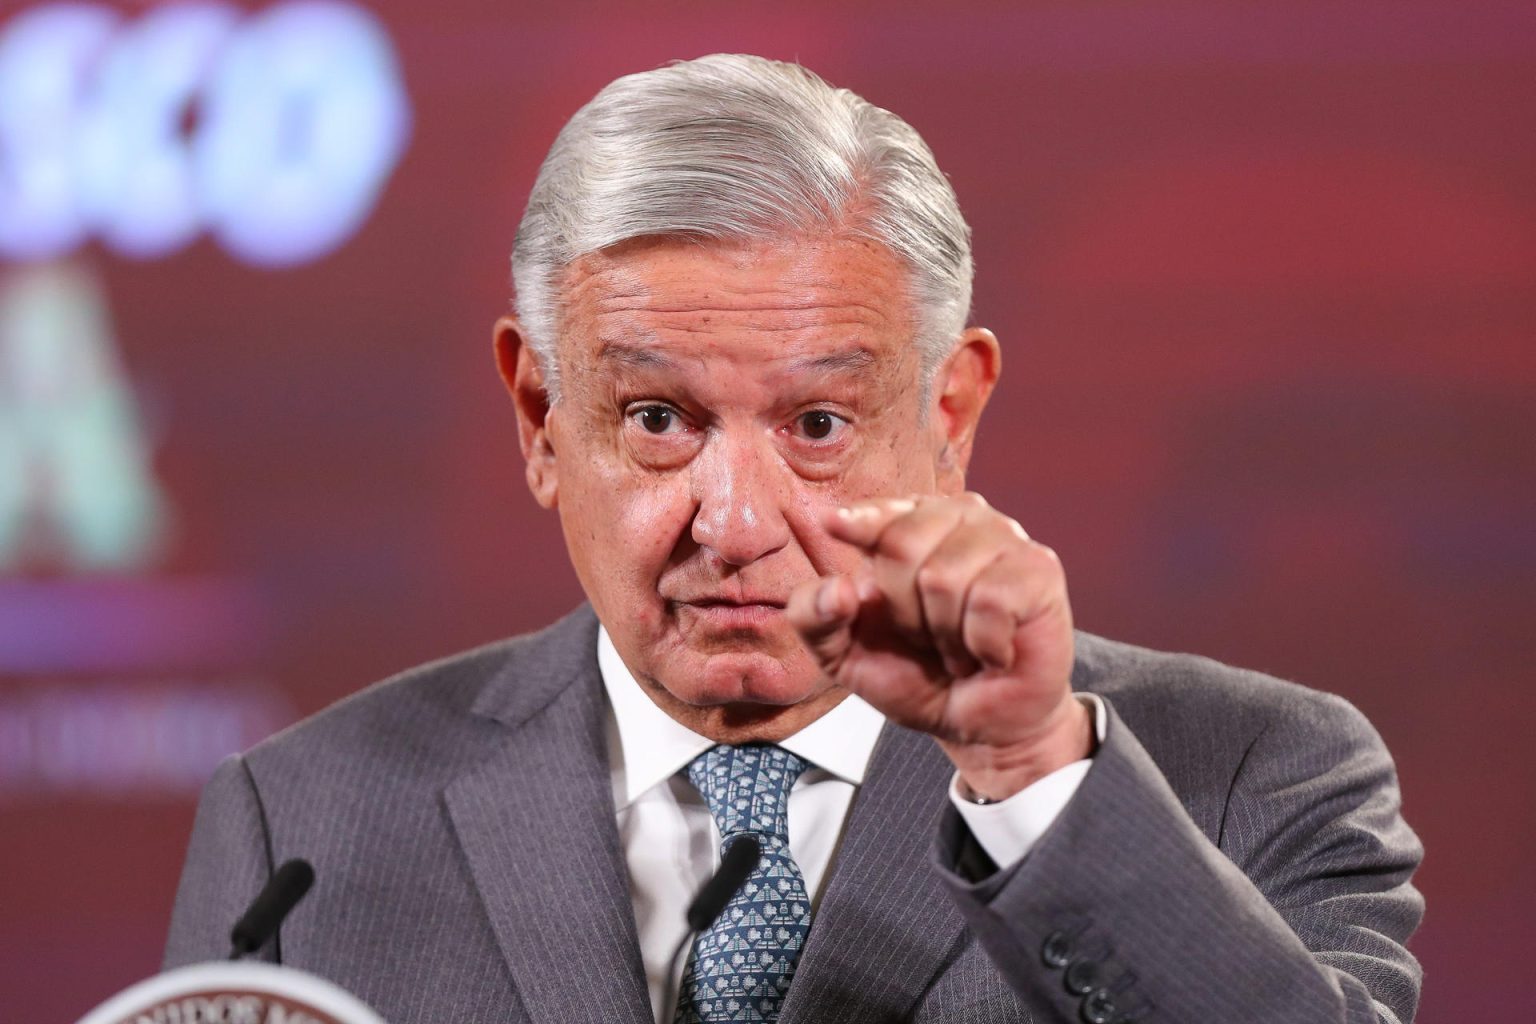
511, 53, 974, 402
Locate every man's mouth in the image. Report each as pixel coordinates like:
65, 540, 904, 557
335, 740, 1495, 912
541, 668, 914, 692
672, 596, 788, 629
683, 595, 788, 608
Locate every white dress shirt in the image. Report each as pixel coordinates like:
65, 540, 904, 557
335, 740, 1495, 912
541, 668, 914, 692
596, 626, 1105, 1022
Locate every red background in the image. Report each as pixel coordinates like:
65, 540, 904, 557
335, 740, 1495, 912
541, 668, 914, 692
3, 1, 1532, 1018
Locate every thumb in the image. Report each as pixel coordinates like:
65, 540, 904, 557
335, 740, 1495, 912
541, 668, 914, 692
786, 574, 860, 672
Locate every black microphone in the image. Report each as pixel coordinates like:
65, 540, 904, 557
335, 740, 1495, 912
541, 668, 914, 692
659, 835, 761, 1021
686, 834, 760, 931
229, 858, 315, 959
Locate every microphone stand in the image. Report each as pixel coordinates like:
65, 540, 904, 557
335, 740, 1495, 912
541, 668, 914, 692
228, 859, 315, 960
659, 835, 760, 1023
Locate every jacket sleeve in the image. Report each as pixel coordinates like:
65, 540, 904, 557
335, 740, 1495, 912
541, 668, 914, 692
163, 753, 278, 968
933, 693, 1424, 1023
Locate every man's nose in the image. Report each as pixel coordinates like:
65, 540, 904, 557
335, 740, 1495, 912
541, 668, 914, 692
690, 431, 793, 567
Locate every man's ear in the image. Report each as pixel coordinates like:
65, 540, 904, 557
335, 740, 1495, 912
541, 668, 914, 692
493, 315, 559, 509
931, 327, 1001, 494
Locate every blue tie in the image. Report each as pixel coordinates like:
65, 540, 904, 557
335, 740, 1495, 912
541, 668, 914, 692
674, 744, 813, 1024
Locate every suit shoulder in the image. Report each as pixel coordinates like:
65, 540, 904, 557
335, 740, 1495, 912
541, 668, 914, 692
1070, 632, 1394, 843
243, 606, 597, 774
1072, 631, 1376, 747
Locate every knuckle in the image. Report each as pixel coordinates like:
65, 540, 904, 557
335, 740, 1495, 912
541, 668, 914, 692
1030, 541, 1063, 568
966, 578, 1010, 617
880, 512, 947, 563
960, 612, 987, 645
881, 523, 929, 563
974, 508, 1028, 543
915, 562, 965, 600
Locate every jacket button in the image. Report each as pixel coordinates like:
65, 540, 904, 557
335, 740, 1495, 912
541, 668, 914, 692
1079, 988, 1117, 1024
1041, 930, 1075, 968
1064, 958, 1100, 994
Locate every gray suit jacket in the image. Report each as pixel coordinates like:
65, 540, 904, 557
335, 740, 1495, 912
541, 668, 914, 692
164, 605, 1423, 1023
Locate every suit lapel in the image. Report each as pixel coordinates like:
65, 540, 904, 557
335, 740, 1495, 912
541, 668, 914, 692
443, 610, 652, 1024
780, 724, 968, 1024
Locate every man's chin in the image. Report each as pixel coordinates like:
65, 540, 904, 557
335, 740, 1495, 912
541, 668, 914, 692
636, 646, 845, 743
683, 677, 848, 745
688, 649, 825, 706
711, 698, 832, 739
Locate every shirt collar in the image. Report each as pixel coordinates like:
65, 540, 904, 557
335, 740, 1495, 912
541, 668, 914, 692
598, 625, 887, 809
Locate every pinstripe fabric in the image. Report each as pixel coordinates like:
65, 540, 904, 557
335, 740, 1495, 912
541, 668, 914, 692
936, 641, 1423, 1023
165, 605, 1422, 1023
779, 725, 978, 1024
443, 671, 651, 1024
166, 609, 650, 1024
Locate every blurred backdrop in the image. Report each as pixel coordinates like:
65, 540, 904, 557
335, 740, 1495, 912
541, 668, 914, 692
1, 0, 1531, 1018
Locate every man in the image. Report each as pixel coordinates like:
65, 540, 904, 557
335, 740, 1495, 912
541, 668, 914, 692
165, 55, 1423, 1023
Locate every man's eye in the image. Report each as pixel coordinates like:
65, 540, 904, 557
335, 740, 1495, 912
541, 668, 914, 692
794, 409, 848, 441
632, 405, 682, 434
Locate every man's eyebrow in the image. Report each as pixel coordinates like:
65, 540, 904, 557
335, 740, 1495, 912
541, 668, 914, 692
595, 344, 878, 375
783, 349, 878, 375
596, 342, 677, 370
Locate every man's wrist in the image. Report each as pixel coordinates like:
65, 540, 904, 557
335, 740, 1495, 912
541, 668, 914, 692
942, 696, 1095, 803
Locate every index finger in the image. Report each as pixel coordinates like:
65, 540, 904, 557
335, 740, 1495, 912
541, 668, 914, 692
822, 498, 920, 550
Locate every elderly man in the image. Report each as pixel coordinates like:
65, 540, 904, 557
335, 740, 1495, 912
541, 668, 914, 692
165, 55, 1423, 1023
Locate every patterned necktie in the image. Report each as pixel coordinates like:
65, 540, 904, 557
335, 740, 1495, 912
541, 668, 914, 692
674, 744, 813, 1024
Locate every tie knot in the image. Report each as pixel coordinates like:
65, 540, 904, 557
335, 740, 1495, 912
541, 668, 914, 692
686, 744, 810, 843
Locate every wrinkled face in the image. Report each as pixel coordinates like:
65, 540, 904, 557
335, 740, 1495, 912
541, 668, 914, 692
506, 232, 981, 739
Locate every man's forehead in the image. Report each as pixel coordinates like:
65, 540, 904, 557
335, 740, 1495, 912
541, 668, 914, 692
562, 232, 915, 321
595, 340, 880, 376
548, 232, 921, 390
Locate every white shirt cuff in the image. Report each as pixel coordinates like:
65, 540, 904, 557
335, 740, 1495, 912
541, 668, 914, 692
948, 694, 1106, 871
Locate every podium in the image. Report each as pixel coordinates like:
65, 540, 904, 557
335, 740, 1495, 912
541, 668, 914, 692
76, 961, 388, 1024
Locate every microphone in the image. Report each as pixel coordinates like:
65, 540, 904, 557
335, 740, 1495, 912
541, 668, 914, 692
660, 835, 760, 1022
229, 858, 315, 959
686, 834, 760, 931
